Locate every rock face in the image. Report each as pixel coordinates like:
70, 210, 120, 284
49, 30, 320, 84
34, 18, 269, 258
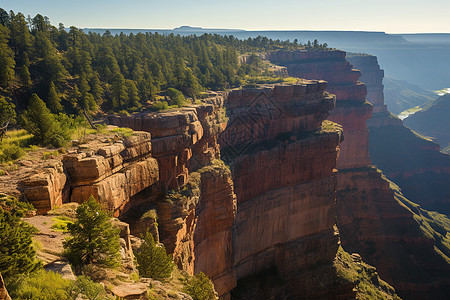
222, 84, 348, 299
349, 54, 450, 215
337, 167, 450, 300
20, 161, 68, 214
109, 97, 238, 297
64, 133, 159, 216
269, 49, 450, 298
106, 83, 360, 299
404, 94, 450, 151
268, 50, 372, 169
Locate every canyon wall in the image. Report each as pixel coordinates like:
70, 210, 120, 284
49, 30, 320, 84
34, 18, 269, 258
221, 84, 348, 298
268, 50, 372, 169
268, 49, 450, 298
108, 82, 351, 299
348, 54, 450, 215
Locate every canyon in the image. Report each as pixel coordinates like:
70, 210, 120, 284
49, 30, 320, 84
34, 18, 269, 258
10, 49, 450, 299
267, 50, 450, 299
348, 54, 450, 216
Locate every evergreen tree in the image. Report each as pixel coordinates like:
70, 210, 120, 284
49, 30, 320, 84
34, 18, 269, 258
0, 97, 16, 142
0, 24, 15, 88
111, 72, 126, 109
89, 72, 104, 104
166, 88, 186, 107
64, 196, 120, 269
47, 82, 62, 113
0, 198, 41, 281
136, 232, 174, 279
20, 93, 69, 147
183, 272, 217, 300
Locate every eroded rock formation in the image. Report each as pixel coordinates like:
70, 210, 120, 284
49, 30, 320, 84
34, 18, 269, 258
222, 84, 347, 298
268, 50, 372, 169
349, 53, 450, 215
268, 49, 450, 299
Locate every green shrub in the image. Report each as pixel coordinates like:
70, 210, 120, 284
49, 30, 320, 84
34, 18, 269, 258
72, 275, 108, 300
183, 272, 217, 300
8, 269, 72, 300
0, 143, 25, 162
8, 270, 109, 300
166, 88, 186, 107
135, 232, 174, 280
152, 101, 169, 111
51, 216, 74, 232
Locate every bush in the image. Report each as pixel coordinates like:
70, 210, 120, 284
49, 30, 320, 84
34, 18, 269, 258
183, 272, 217, 300
63, 196, 120, 270
0, 143, 25, 162
166, 88, 186, 107
135, 232, 174, 280
7, 269, 72, 300
152, 101, 169, 111
8, 270, 109, 300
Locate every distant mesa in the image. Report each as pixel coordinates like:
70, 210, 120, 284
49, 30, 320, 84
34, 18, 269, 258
173, 25, 245, 32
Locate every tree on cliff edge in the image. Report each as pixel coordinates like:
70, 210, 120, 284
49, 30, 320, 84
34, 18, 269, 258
135, 232, 174, 279
63, 196, 120, 271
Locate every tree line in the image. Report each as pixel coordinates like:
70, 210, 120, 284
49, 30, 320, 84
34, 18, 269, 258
0, 8, 329, 113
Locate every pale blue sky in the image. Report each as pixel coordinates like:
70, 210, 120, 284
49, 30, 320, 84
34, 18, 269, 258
1, 0, 449, 33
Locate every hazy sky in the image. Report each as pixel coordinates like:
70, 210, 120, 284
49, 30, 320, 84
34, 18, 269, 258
2, 0, 449, 33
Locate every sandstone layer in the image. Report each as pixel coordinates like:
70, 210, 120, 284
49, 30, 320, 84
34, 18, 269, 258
269, 49, 450, 298
268, 50, 372, 169
349, 53, 450, 215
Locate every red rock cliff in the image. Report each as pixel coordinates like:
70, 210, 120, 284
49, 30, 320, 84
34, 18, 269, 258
348, 53, 450, 215
268, 50, 372, 169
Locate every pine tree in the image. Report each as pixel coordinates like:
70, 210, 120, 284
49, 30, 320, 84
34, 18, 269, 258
64, 196, 120, 269
0, 24, 16, 88
183, 272, 217, 300
47, 82, 62, 113
166, 88, 186, 107
111, 72, 126, 109
136, 232, 174, 279
20, 93, 68, 147
0, 198, 41, 280
89, 73, 104, 104
0, 97, 16, 142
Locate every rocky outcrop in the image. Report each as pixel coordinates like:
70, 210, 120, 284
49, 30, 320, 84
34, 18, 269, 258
20, 161, 68, 214
268, 50, 372, 169
346, 54, 401, 128
337, 167, 450, 299
221, 83, 349, 298
107, 82, 360, 299
108, 97, 237, 297
349, 53, 450, 215
269, 49, 450, 298
63, 132, 159, 216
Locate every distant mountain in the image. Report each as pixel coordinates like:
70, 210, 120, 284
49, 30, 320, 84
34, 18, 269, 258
383, 77, 437, 114
173, 25, 245, 33
404, 94, 450, 150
